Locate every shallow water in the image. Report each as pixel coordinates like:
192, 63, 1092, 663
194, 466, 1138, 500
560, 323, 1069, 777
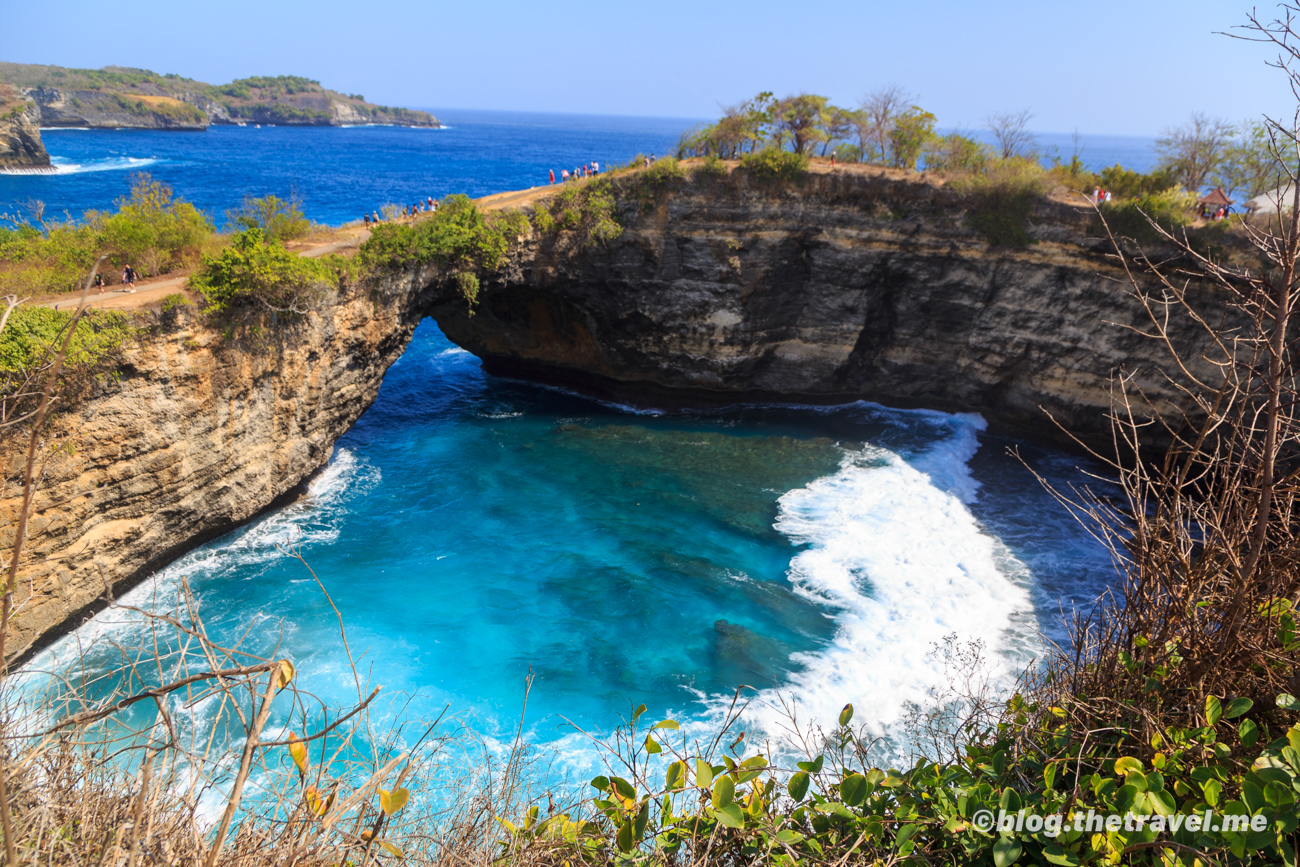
22, 322, 1117, 767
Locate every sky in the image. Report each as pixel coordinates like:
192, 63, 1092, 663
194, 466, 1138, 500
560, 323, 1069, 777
0, 0, 1291, 136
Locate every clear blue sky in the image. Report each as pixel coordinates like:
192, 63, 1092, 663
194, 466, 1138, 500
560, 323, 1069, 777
1, 0, 1287, 135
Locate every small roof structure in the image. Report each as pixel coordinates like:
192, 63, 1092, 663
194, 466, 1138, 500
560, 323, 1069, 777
1196, 187, 1233, 208
1245, 184, 1295, 215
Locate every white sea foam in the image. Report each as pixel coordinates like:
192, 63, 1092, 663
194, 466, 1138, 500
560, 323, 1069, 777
2, 156, 161, 176
705, 413, 1039, 748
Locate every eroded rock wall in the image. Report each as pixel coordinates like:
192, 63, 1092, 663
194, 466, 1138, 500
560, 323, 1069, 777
434, 169, 1226, 446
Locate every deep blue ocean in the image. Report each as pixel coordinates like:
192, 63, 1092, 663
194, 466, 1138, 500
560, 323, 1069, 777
9, 112, 1137, 790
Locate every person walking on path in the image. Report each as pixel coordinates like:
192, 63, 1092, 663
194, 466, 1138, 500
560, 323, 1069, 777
93, 273, 105, 295
549, 169, 555, 185
593, 161, 599, 175
122, 264, 137, 293
561, 169, 570, 182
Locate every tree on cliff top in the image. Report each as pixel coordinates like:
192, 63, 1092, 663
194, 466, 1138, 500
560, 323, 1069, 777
1156, 111, 1236, 192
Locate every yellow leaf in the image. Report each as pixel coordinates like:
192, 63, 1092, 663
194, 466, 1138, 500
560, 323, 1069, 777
379, 787, 410, 815
276, 659, 296, 689
380, 840, 404, 858
305, 786, 328, 817
287, 733, 308, 775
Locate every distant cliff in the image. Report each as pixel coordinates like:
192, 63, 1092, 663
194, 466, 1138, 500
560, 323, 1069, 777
0, 85, 50, 170
0, 64, 439, 130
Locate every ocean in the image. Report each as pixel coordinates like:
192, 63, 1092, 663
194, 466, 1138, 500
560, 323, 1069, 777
8, 111, 1131, 793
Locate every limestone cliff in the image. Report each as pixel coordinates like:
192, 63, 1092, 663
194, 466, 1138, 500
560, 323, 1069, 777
0, 90, 51, 170
433, 167, 1228, 447
23, 87, 210, 130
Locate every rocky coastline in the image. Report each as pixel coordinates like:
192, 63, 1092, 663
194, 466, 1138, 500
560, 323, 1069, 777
1, 166, 1228, 662
0, 90, 51, 170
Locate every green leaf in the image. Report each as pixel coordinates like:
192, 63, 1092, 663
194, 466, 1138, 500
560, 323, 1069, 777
590, 775, 610, 792
634, 799, 650, 839
1114, 756, 1144, 775
695, 759, 714, 789
1203, 778, 1223, 806
611, 777, 636, 801
1043, 762, 1057, 791
644, 734, 661, 755
632, 703, 648, 723
1224, 697, 1253, 719
1207, 695, 1223, 726
1278, 694, 1300, 711
796, 755, 824, 774
993, 837, 1022, 867
616, 820, 634, 853
1240, 718, 1260, 748
665, 761, 685, 790
1043, 844, 1081, 866
775, 829, 804, 844
838, 703, 854, 727
840, 773, 868, 807
1265, 780, 1297, 811
653, 719, 680, 730
787, 772, 810, 802
714, 803, 745, 829
712, 775, 735, 809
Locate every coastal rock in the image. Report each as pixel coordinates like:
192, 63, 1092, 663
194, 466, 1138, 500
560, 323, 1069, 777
22, 86, 209, 130
433, 169, 1228, 448
0, 95, 50, 170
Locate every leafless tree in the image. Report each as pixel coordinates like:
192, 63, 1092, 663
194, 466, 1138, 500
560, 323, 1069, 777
1156, 111, 1237, 192
858, 84, 909, 165
986, 108, 1037, 160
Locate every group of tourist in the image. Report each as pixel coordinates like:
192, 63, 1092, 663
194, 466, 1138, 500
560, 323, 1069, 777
1091, 187, 1113, 204
362, 196, 439, 227
550, 161, 602, 184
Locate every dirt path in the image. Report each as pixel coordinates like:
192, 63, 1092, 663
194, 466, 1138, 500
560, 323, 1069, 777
38, 227, 372, 312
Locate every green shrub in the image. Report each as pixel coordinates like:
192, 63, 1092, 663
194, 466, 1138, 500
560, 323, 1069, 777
696, 154, 728, 179
923, 133, 992, 174
1099, 164, 1179, 200
225, 194, 312, 243
741, 147, 810, 182
160, 292, 193, 312
534, 180, 622, 247
1097, 188, 1195, 246
189, 228, 337, 318
0, 305, 136, 373
954, 160, 1048, 247
99, 174, 213, 276
359, 195, 529, 273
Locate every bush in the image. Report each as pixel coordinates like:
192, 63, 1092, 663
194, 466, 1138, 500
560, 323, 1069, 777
160, 292, 193, 312
696, 154, 728, 179
953, 160, 1047, 247
0, 305, 136, 373
923, 133, 992, 174
225, 194, 312, 243
1098, 164, 1179, 200
359, 195, 529, 273
741, 147, 810, 182
535, 179, 622, 246
99, 174, 213, 276
189, 228, 339, 318
1097, 188, 1195, 246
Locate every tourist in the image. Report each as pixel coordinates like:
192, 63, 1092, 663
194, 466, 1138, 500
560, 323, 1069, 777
373, 210, 380, 222
1093, 187, 1101, 204
427, 196, 434, 209
644, 155, 650, 168
549, 169, 555, 185
1104, 190, 1112, 203
93, 273, 105, 295
830, 151, 836, 166
593, 161, 599, 174
364, 214, 371, 227
122, 264, 137, 293
561, 168, 570, 182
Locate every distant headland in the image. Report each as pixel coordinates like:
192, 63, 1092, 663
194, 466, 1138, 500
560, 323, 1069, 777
0, 62, 439, 138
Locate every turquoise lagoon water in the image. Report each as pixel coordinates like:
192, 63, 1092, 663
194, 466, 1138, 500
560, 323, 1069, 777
23, 322, 1116, 764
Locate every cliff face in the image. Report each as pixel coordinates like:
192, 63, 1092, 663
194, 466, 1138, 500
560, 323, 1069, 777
0, 92, 51, 170
433, 168, 1225, 447
0, 275, 429, 662
24, 87, 210, 129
